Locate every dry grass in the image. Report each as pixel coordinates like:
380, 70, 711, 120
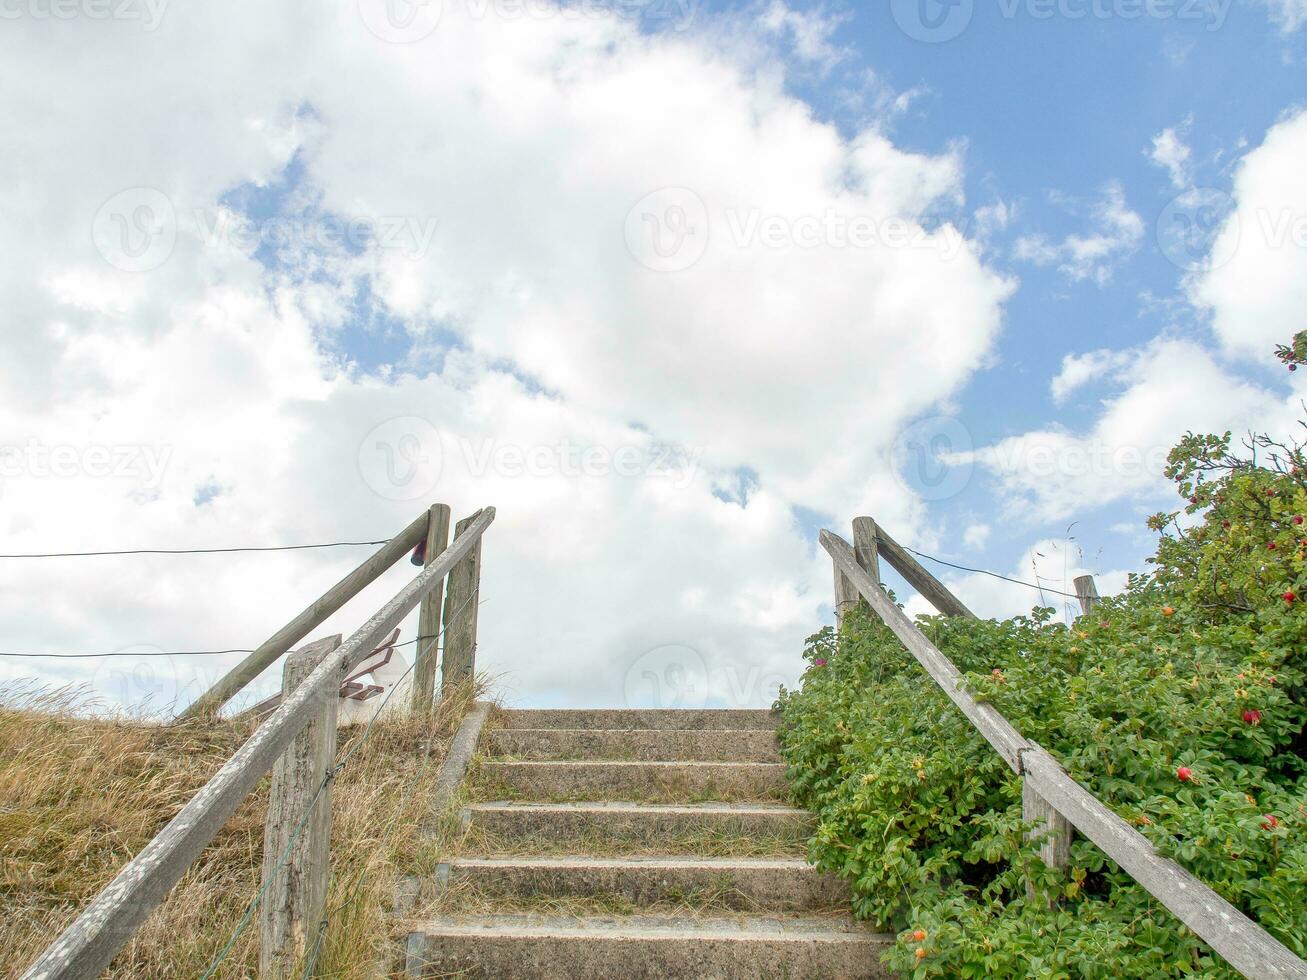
0, 678, 482, 978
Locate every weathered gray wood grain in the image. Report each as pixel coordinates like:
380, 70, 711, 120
440, 510, 484, 690
870, 522, 976, 619
260, 636, 340, 976
412, 503, 451, 714
1074, 574, 1099, 616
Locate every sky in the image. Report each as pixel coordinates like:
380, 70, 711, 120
0, 0, 1304, 715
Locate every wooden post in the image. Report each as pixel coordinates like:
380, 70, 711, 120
440, 510, 484, 691
1022, 773, 1072, 902
260, 635, 341, 978
851, 517, 881, 587
411, 503, 451, 714
871, 521, 976, 619
1074, 574, 1099, 616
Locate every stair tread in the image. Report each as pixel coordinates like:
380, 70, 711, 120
446, 855, 821, 869
484, 760, 784, 768
407, 912, 890, 940
469, 801, 803, 813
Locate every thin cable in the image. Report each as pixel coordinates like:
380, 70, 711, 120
902, 546, 1084, 601
0, 636, 434, 661
198, 591, 482, 979
0, 539, 390, 559
0, 648, 256, 659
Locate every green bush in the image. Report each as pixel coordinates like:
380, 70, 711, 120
775, 338, 1307, 977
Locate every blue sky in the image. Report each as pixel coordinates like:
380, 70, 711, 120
2, 0, 1306, 709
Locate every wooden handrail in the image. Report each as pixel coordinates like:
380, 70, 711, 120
23, 507, 496, 980
821, 527, 1307, 980
177, 508, 434, 720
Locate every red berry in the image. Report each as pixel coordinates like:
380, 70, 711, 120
1292, 364, 1298, 372
1244, 709, 1263, 725
1268, 489, 1276, 498
1177, 766, 1194, 782
1284, 592, 1297, 605
1262, 814, 1279, 830
1268, 541, 1277, 550
1190, 495, 1198, 505
1222, 521, 1231, 529
813, 658, 828, 667
1295, 516, 1304, 525
912, 929, 927, 942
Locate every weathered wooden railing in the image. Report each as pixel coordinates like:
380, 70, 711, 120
823, 516, 1307, 980
22, 505, 495, 980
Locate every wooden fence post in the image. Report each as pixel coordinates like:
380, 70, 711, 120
1022, 767, 1072, 902
1074, 574, 1099, 616
260, 635, 341, 977
411, 503, 451, 714
851, 517, 881, 587
441, 510, 484, 691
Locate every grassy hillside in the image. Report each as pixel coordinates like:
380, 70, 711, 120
0, 681, 477, 977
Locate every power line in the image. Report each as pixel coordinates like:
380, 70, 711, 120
901, 546, 1085, 601
0, 637, 430, 660
0, 539, 390, 559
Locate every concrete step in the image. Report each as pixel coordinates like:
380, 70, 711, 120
497, 708, 778, 731
479, 760, 788, 802
421, 856, 848, 913
462, 801, 812, 852
403, 913, 892, 979
489, 727, 781, 763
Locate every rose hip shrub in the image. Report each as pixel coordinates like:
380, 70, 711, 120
775, 339, 1307, 977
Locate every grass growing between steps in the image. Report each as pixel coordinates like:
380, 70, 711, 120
0, 678, 483, 978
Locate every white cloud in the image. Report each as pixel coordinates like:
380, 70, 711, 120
0, 1, 1011, 710
1193, 108, 1307, 361
1013, 182, 1144, 285
960, 338, 1293, 521
1049, 348, 1133, 405
903, 537, 1130, 623
1148, 123, 1193, 190
1261, 0, 1307, 32
962, 523, 991, 549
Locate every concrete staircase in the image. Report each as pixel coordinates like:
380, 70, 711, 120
401, 708, 891, 979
